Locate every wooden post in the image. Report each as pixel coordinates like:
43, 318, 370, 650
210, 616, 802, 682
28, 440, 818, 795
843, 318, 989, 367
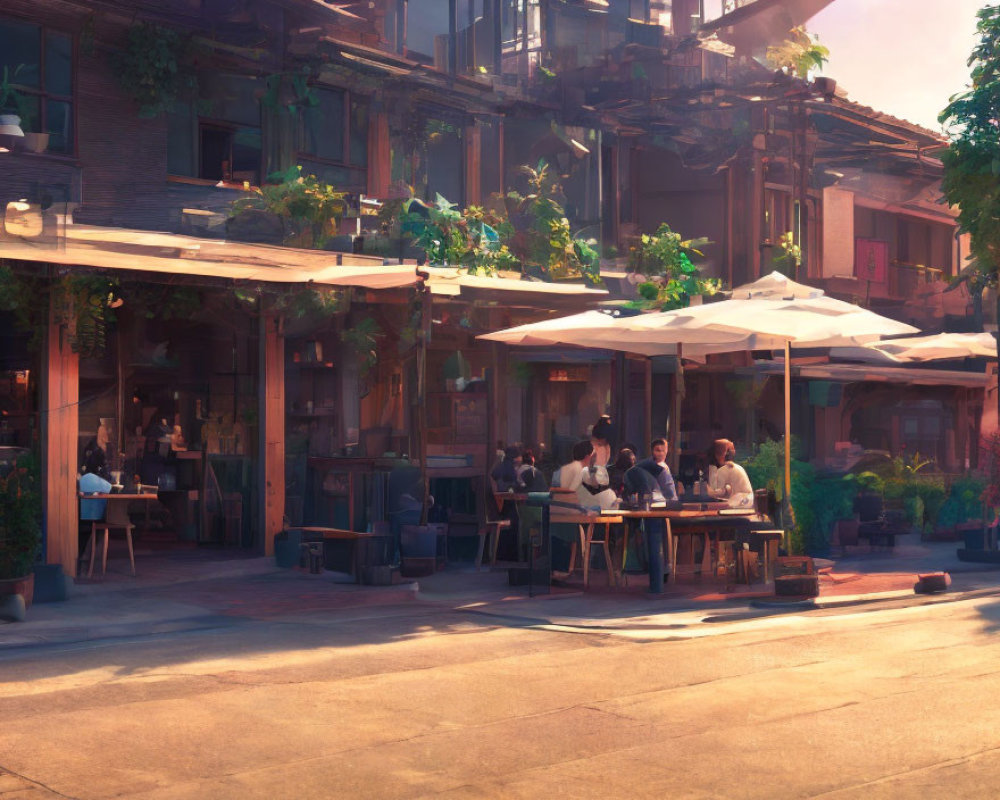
417, 287, 432, 524
644, 356, 652, 452
367, 108, 392, 199
41, 291, 80, 576
465, 121, 483, 207
258, 310, 285, 555
670, 345, 683, 475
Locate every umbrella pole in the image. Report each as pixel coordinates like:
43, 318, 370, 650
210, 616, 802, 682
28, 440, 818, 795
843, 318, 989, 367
671, 344, 683, 477
783, 341, 795, 537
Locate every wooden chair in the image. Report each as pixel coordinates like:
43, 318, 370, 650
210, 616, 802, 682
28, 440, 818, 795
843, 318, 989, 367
582, 519, 618, 588
734, 530, 784, 583
482, 499, 512, 568
86, 500, 136, 578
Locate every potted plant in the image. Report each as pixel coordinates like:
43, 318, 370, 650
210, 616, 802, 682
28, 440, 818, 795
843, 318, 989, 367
0, 64, 28, 143
0, 452, 42, 614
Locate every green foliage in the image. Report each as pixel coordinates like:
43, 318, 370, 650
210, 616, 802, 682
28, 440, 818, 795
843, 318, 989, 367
938, 474, 987, 528
502, 161, 602, 284
341, 317, 382, 378
766, 26, 830, 78
231, 166, 349, 249
744, 439, 853, 554
0, 452, 42, 579
261, 69, 319, 115
939, 6, 1000, 310
0, 64, 31, 124
402, 194, 517, 274
852, 471, 884, 495
772, 231, 802, 279
111, 23, 194, 118
626, 223, 721, 310
61, 274, 122, 359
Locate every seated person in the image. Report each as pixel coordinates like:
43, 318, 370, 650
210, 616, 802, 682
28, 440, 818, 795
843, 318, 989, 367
608, 448, 636, 497
516, 449, 549, 493
556, 440, 594, 494
706, 438, 754, 507
576, 462, 618, 511
491, 446, 521, 492
634, 438, 678, 502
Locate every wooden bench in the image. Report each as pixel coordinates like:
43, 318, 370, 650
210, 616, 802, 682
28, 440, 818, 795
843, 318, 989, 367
285, 527, 376, 582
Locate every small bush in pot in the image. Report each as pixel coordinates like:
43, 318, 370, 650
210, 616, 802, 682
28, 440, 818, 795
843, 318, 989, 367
0, 453, 42, 581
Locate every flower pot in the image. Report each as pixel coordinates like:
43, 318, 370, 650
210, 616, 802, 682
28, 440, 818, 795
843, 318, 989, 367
0, 113, 23, 137
22, 132, 49, 153
0, 572, 34, 610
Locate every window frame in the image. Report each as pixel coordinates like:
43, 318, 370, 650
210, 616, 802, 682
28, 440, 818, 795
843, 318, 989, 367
0, 15, 77, 157
296, 86, 370, 191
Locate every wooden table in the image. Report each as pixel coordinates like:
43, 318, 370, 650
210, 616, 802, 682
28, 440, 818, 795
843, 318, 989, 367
613, 508, 769, 591
286, 526, 376, 583
554, 512, 624, 588
78, 492, 160, 577
81, 492, 162, 528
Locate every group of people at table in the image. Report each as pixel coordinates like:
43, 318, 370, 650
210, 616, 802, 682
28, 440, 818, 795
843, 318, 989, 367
491, 415, 759, 584
492, 415, 755, 511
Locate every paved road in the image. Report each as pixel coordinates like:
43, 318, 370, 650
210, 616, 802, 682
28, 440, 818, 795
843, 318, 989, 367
3, 588, 1000, 799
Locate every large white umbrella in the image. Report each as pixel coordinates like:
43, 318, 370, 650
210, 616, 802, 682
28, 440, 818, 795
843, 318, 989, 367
480, 273, 918, 500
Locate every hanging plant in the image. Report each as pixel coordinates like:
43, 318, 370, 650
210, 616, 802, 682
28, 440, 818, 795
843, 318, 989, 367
341, 317, 382, 378
261, 69, 320, 115
61, 274, 122, 358
111, 23, 195, 118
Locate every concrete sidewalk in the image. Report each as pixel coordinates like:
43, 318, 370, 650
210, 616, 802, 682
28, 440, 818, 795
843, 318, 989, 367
3, 533, 1000, 652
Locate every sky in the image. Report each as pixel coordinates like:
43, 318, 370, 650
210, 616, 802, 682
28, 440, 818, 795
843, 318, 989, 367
807, 0, 983, 133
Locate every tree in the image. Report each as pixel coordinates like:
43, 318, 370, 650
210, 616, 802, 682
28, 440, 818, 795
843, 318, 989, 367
939, 4, 1000, 422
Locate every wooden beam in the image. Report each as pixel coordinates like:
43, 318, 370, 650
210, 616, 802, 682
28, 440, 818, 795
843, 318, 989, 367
42, 293, 80, 576
258, 311, 285, 555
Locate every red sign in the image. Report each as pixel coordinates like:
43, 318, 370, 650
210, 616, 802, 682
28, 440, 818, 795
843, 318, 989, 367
855, 238, 889, 284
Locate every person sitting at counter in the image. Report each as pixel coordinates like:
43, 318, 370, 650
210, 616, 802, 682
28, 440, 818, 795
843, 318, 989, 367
706, 438, 754, 508
491, 446, 521, 492
608, 448, 636, 498
634, 438, 678, 502
516, 449, 548, 493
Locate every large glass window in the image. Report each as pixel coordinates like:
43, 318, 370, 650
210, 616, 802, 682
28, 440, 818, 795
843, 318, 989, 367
0, 18, 74, 154
167, 73, 262, 184
299, 87, 368, 191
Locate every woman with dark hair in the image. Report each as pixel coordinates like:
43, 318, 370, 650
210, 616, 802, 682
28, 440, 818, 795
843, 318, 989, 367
590, 415, 614, 467
608, 447, 636, 497
516, 449, 548, 492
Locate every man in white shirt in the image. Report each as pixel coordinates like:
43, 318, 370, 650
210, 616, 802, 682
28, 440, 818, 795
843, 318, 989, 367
706, 438, 754, 507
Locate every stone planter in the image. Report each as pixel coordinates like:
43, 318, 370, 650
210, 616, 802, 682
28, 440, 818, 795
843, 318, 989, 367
0, 572, 34, 610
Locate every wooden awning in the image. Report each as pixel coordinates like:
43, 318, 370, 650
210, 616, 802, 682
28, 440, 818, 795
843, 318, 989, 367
0, 224, 421, 290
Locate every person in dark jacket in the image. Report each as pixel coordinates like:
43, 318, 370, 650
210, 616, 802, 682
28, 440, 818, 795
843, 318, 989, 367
491, 446, 521, 491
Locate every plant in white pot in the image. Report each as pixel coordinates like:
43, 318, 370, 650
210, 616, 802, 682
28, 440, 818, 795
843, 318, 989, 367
0, 65, 48, 153
0, 65, 27, 144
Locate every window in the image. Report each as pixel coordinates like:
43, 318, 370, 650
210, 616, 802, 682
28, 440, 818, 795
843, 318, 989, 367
299, 88, 368, 191
167, 73, 262, 184
0, 18, 74, 154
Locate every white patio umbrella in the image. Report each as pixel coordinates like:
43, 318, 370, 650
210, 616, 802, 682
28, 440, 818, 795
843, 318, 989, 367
480, 275, 918, 500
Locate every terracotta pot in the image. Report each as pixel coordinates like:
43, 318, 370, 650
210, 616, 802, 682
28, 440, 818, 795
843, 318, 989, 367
22, 132, 49, 153
0, 572, 34, 610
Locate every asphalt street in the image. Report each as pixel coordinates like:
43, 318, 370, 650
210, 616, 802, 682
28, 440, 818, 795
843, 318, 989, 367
4, 582, 1000, 799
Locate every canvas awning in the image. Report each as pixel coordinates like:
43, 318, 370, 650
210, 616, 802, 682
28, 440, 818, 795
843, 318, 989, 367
831, 332, 997, 364
0, 224, 421, 290
757, 359, 992, 389
423, 266, 607, 299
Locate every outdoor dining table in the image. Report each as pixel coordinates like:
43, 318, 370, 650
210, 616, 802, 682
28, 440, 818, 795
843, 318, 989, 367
612, 506, 771, 593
